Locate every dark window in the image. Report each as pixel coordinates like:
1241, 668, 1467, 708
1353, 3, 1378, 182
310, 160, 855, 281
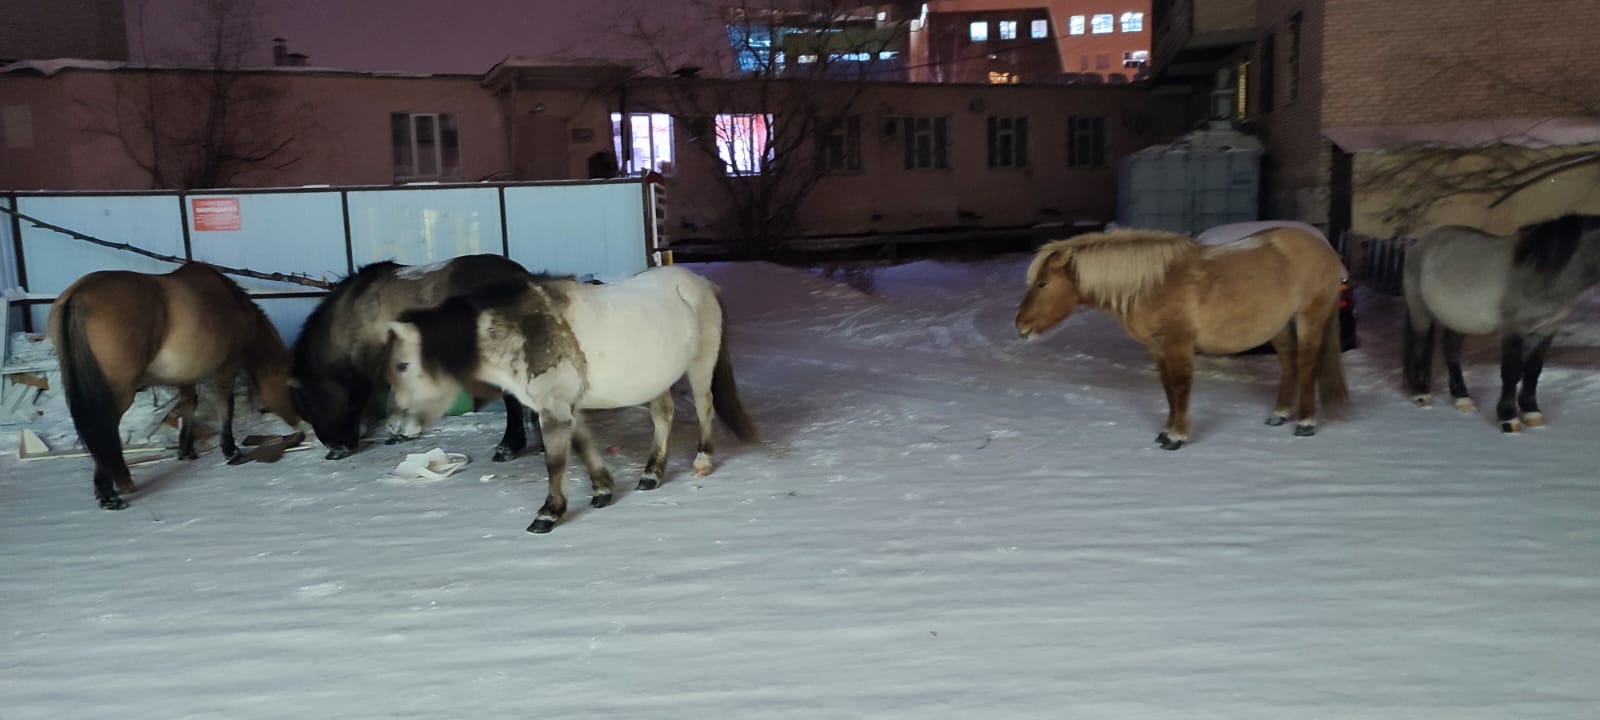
987, 116, 1029, 168
816, 115, 863, 172
392, 112, 460, 179
1259, 33, 1276, 113
1095, 53, 1110, 69
1067, 116, 1105, 168
903, 116, 949, 170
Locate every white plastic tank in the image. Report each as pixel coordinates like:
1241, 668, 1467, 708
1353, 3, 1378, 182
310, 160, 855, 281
1117, 125, 1263, 234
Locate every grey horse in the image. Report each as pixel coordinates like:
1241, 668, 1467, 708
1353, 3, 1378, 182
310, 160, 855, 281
1402, 214, 1600, 432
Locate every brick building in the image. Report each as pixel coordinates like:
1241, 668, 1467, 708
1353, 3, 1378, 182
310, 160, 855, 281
1150, 0, 1600, 237
910, 0, 1151, 84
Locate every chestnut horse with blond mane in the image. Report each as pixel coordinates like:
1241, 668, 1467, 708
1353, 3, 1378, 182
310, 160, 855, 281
1014, 227, 1350, 449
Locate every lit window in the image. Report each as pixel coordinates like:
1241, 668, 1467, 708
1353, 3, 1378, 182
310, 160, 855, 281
970, 21, 988, 41
1091, 14, 1114, 33
1031, 19, 1048, 39
987, 71, 1019, 84
998, 20, 1017, 39
610, 112, 675, 176
797, 54, 818, 64
1120, 12, 1144, 32
1122, 50, 1149, 68
879, 50, 898, 60
1069, 15, 1085, 35
714, 114, 772, 176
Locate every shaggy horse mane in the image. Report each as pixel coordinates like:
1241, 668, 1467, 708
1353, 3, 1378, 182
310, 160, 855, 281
1027, 230, 1200, 314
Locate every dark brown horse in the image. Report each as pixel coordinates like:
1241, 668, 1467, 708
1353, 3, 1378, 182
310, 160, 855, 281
49, 263, 303, 510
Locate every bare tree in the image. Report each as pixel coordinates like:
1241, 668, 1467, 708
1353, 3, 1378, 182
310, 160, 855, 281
1354, 51, 1600, 233
619, 0, 908, 257
91, 0, 309, 190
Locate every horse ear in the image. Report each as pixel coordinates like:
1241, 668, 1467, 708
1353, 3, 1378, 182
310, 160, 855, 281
387, 321, 421, 344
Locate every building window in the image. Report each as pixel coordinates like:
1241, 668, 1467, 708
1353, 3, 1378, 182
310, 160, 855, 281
392, 112, 460, 179
815, 115, 862, 173
1068, 116, 1105, 168
714, 113, 772, 176
1069, 15, 1085, 35
1095, 53, 1110, 69
1259, 33, 1276, 113
610, 112, 675, 176
1091, 14, 1114, 34
988, 70, 1020, 84
902, 116, 949, 170
1120, 12, 1144, 32
970, 21, 988, 41
1287, 12, 1302, 102
998, 20, 1017, 39
1031, 19, 1048, 39
987, 116, 1029, 168
1122, 50, 1149, 68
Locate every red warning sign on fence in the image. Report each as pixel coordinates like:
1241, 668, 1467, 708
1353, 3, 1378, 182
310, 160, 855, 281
191, 197, 241, 231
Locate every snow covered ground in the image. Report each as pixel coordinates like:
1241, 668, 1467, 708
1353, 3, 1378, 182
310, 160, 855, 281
3, 256, 1598, 719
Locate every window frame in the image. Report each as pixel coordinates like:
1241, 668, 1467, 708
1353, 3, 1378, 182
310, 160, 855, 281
1120, 12, 1144, 32
714, 113, 774, 177
998, 20, 1018, 40
987, 115, 1030, 169
902, 115, 950, 171
1030, 19, 1048, 39
610, 111, 676, 177
1091, 14, 1114, 34
391, 112, 460, 181
815, 115, 863, 174
969, 20, 989, 42
1069, 15, 1085, 35
1067, 115, 1106, 168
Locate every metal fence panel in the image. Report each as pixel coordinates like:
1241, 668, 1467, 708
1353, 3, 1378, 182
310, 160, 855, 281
187, 191, 348, 292
504, 182, 648, 279
347, 187, 503, 267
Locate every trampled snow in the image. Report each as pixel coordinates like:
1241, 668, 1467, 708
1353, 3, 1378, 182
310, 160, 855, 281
3, 257, 1598, 719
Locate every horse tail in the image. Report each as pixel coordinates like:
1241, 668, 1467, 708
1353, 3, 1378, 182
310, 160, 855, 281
710, 296, 759, 443
56, 295, 130, 482
1318, 310, 1351, 414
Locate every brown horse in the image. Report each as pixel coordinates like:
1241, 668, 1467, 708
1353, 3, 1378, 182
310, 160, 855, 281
1014, 227, 1350, 449
48, 263, 303, 509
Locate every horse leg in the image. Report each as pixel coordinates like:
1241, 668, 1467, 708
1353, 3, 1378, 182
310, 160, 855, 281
1516, 334, 1555, 427
1496, 334, 1527, 433
1152, 343, 1194, 450
176, 385, 202, 460
213, 371, 240, 461
493, 394, 528, 462
569, 412, 615, 508
688, 359, 718, 478
528, 406, 574, 534
639, 391, 675, 490
1266, 326, 1297, 425
1440, 329, 1474, 413
1292, 311, 1329, 436
1402, 311, 1438, 406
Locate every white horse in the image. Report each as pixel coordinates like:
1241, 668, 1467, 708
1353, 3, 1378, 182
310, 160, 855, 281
1403, 214, 1600, 432
385, 266, 759, 534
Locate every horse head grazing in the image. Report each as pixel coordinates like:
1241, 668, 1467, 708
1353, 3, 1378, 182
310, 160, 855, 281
290, 262, 397, 459
1015, 246, 1081, 339
1016, 230, 1198, 339
385, 294, 492, 439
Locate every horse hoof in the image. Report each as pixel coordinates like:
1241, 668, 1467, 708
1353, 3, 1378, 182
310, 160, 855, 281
1160, 438, 1185, 451
225, 452, 248, 466
1500, 420, 1522, 434
384, 434, 413, 446
99, 496, 129, 510
178, 449, 199, 461
1294, 423, 1317, 437
637, 476, 660, 491
1411, 395, 1431, 407
1522, 412, 1546, 427
1264, 414, 1287, 427
1453, 398, 1476, 414
590, 492, 613, 509
324, 447, 353, 460
526, 518, 557, 534
492, 446, 517, 462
